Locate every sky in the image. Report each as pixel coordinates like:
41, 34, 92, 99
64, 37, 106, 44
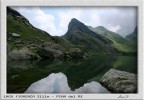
12, 7, 137, 37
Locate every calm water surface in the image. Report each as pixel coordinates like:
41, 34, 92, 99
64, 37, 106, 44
7, 55, 137, 93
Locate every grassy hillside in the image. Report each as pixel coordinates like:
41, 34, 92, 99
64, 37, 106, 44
89, 26, 137, 53
7, 7, 136, 60
7, 7, 53, 50
7, 7, 83, 60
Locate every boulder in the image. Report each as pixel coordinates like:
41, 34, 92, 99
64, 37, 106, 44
37, 47, 54, 59
38, 42, 64, 59
53, 50, 63, 58
42, 42, 65, 51
100, 69, 137, 93
69, 48, 84, 58
12, 33, 20, 37
44, 47, 64, 58
8, 47, 40, 60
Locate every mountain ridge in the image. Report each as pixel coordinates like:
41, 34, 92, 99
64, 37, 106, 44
63, 18, 121, 54
64, 18, 136, 54
65, 18, 110, 44
126, 26, 137, 42
7, 7, 84, 60
7, 7, 137, 60
88, 25, 137, 53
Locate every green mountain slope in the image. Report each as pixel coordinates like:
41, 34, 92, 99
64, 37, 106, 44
7, 7, 53, 50
7, 7, 136, 60
126, 27, 137, 42
89, 26, 136, 53
63, 18, 117, 54
7, 7, 83, 60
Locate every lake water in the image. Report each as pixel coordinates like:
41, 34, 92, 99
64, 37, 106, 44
7, 55, 137, 93
25, 72, 110, 93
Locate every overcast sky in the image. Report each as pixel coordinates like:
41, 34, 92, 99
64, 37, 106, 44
12, 7, 137, 37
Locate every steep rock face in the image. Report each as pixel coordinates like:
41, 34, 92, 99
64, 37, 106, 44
64, 18, 115, 54
65, 18, 110, 44
100, 69, 137, 93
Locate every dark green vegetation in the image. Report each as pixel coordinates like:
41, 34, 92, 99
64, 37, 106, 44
7, 55, 137, 93
7, 7, 52, 49
89, 26, 137, 53
7, 7, 137, 59
64, 19, 118, 54
7, 7, 137, 93
7, 7, 84, 60
126, 27, 137, 42
7, 7, 137, 60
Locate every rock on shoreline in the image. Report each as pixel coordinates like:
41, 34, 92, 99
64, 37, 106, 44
100, 69, 137, 93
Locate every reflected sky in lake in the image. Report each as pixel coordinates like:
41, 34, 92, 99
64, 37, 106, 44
7, 55, 137, 93
25, 72, 110, 93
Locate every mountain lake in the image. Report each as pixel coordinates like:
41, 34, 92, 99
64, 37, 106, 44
7, 54, 137, 93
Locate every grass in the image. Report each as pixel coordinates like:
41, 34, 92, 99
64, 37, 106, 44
7, 15, 52, 50
92, 27, 137, 53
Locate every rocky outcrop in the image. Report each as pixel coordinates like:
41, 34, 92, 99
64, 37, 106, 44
100, 69, 137, 93
69, 48, 84, 58
37, 47, 54, 59
8, 41, 85, 60
7, 8, 86, 61
38, 42, 65, 58
8, 47, 40, 60
42, 42, 65, 51
38, 42, 84, 59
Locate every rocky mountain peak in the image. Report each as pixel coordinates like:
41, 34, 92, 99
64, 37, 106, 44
7, 7, 22, 17
66, 18, 90, 35
7, 7, 33, 28
71, 18, 79, 22
68, 18, 85, 29
65, 18, 111, 44
133, 26, 137, 34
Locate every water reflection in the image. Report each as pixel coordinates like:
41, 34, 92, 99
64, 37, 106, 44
7, 55, 137, 93
25, 73, 110, 93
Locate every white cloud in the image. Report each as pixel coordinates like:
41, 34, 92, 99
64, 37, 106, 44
74, 81, 110, 93
25, 72, 110, 93
58, 10, 82, 35
13, 7, 136, 37
58, 9, 102, 35
87, 13, 102, 27
32, 9, 57, 35
13, 7, 59, 36
29, 8, 60, 36
106, 24, 121, 33
25, 72, 71, 93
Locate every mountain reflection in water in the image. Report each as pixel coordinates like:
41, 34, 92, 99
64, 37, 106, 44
25, 72, 110, 93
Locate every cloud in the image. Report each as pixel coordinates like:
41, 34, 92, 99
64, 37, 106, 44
25, 72, 110, 93
58, 8, 103, 35
12, 7, 137, 37
13, 7, 59, 36
32, 9, 58, 35
106, 24, 121, 33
